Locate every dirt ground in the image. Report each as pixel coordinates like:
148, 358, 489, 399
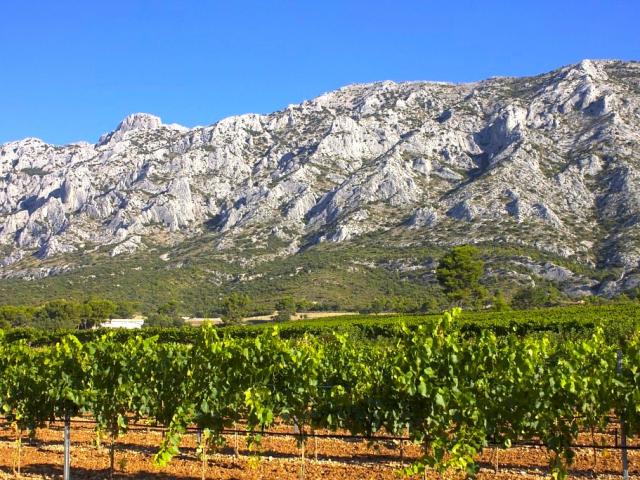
0, 420, 637, 479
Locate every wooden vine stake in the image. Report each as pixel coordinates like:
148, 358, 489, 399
108, 436, 115, 480
63, 415, 71, 480
590, 427, 597, 474
422, 438, 429, 480
617, 350, 629, 480
314, 433, 318, 462
201, 435, 208, 480
234, 422, 239, 457
14, 426, 22, 478
299, 432, 306, 480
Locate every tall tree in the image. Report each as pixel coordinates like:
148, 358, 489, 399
221, 293, 251, 324
436, 245, 486, 306
275, 297, 297, 322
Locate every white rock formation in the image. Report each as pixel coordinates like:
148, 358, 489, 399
0, 60, 639, 292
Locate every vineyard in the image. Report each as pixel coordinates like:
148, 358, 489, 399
4, 303, 640, 346
1, 308, 640, 479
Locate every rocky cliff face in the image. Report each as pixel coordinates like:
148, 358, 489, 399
1, 60, 639, 294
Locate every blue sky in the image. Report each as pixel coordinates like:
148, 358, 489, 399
1, 1, 638, 145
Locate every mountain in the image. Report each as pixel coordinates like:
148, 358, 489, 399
1, 59, 639, 309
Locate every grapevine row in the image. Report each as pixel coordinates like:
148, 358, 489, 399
1, 309, 639, 478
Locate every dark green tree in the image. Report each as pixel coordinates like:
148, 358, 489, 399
157, 300, 180, 316
436, 245, 486, 306
512, 284, 562, 309
418, 297, 440, 313
144, 313, 185, 328
144, 301, 185, 328
81, 299, 117, 329
32, 300, 84, 329
275, 297, 297, 322
491, 292, 511, 311
221, 293, 251, 324
366, 297, 390, 314
0, 305, 35, 328
113, 301, 139, 318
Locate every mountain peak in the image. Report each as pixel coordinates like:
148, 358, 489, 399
97, 113, 163, 145
118, 112, 162, 131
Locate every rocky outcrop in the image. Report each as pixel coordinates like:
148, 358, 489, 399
1, 60, 640, 294
97, 113, 164, 145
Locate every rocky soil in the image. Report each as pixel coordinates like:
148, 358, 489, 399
0, 421, 637, 479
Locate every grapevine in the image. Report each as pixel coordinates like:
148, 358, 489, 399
0, 309, 639, 479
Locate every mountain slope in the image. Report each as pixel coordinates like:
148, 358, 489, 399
1, 59, 640, 303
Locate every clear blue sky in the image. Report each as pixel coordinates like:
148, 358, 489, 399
1, 1, 638, 145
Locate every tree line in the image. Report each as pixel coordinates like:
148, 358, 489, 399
0, 299, 138, 330
1, 245, 637, 330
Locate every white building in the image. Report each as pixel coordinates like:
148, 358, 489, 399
181, 317, 224, 327
99, 318, 145, 329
